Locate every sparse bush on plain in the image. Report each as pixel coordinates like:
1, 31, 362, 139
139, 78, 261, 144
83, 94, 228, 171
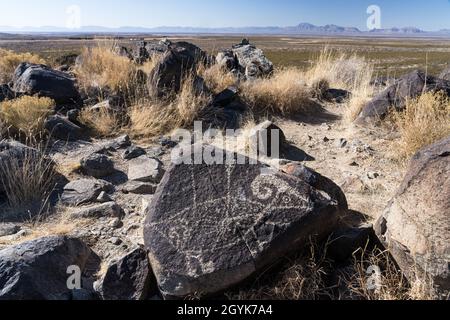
0, 48, 46, 83
393, 91, 450, 160
0, 96, 54, 137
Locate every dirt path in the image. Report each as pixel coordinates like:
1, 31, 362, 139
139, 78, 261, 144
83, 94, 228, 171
278, 102, 406, 222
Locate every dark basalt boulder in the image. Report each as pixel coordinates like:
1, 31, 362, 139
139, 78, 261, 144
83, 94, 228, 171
0, 236, 99, 300
375, 136, 450, 296
12, 63, 81, 106
143, 145, 347, 298
356, 70, 450, 125
0, 84, 15, 102
231, 41, 274, 80
95, 247, 155, 300
44, 115, 84, 141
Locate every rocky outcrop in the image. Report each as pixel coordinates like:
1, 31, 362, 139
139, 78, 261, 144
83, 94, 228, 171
143, 145, 347, 298
356, 70, 450, 124
231, 40, 274, 80
95, 247, 154, 300
0, 236, 99, 300
375, 136, 450, 294
12, 63, 81, 106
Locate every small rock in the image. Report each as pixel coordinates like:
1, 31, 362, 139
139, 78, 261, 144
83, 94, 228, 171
367, 172, 380, 180
61, 179, 114, 206
71, 202, 122, 219
250, 121, 287, 157
336, 138, 348, 148
109, 237, 122, 246
96, 191, 113, 203
122, 145, 146, 160
328, 224, 375, 262
323, 137, 330, 143
122, 181, 157, 195
349, 161, 359, 167
95, 247, 154, 300
0, 223, 21, 237
159, 136, 178, 148
80, 153, 115, 178
109, 218, 123, 229
128, 156, 163, 183
321, 123, 332, 131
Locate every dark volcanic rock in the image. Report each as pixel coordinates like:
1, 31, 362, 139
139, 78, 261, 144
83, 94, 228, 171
375, 136, 450, 295
143, 145, 347, 297
250, 121, 287, 157
148, 42, 208, 97
0, 84, 15, 102
96, 247, 154, 300
80, 153, 115, 178
0, 236, 99, 300
356, 70, 450, 124
12, 63, 81, 105
61, 179, 114, 206
122, 145, 146, 160
231, 41, 273, 80
44, 115, 84, 141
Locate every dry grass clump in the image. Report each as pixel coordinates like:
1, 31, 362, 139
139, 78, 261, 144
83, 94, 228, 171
129, 74, 212, 138
393, 91, 450, 160
240, 67, 311, 116
0, 96, 54, 137
0, 48, 46, 83
74, 43, 137, 93
0, 145, 57, 220
341, 247, 437, 300
197, 63, 237, 94
227, 240, 333, 300
306, 48, 375, 122
79, 104, 123, 138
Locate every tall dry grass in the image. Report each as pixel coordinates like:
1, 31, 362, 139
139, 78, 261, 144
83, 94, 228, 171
305, 48, 375, 122
197, 63, 237, 94
240, 67, 311, 116
79, 104, 124, 138
0, 144, 57, 220
393, 91, 450, 160
74, 43, 137, 94
129, 73, 212, 138
0, 48, 46, 83
0, 96, 54, 137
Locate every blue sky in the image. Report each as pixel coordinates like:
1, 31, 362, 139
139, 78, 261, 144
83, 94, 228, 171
1, 0, 450, 31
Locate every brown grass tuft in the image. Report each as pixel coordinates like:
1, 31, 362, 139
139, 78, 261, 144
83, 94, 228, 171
197, 63, 237, 94
79, 104, 123, 138
0, 48, 46, 83
393, 91, 450, 160
0, 96, 54, 137
0, 144, 57, 220
129, 73, 212, 139
240, 67, 311, 116
74, 43, 137, 94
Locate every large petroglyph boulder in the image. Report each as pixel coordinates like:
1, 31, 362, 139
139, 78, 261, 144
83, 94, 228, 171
144, 145, 347, 297
375, 136, 450, 294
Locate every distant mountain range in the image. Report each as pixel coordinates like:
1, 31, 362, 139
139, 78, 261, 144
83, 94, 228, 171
1, 23, 450, 37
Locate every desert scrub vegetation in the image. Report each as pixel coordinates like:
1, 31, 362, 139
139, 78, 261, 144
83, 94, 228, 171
393, 91, 450, 160
0, 48, 46, 83
240, 67, 311, 116
0, 144, 57, 221
129, 74, 212, 138
197, 63, 237, 94
74, 43, 138, 94
0, 96, 54, 138
79, 103, 124, 138
227, 241, 438, 300
305, 48, 375, 122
